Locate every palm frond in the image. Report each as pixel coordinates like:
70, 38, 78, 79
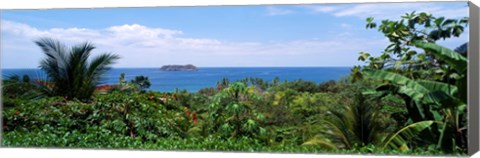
301, 134, 338, 150
382, 120, 435, 152
86, 53, 120, 85
35, 37, 119, 101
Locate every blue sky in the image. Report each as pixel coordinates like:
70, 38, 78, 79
1, 2, 469, 68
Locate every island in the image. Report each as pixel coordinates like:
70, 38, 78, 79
160, 64, 198, 71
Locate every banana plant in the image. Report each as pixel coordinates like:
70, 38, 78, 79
362, 41, 467, 152
413, 41, 468, 151
413, 41, 467, 104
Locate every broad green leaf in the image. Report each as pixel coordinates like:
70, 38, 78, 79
417, 80, 458, 95
364, 70, 430, 99
413, 41, 467, 72
422, 91, 463, 109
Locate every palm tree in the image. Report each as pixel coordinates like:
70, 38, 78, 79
35, 37, 120, 102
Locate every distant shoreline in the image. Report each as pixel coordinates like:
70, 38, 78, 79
2, 67, 353, 92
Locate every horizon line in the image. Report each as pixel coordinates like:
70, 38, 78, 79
1, 65, 356, 69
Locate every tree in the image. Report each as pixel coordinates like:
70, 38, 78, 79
22, 75, 30, 83
130, 75, 151, 92
206, 82, 266, 139
353, 12, 468, 82
35, 37, 120, 102
119, 73, 127, 85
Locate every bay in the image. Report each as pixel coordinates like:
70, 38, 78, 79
1, 67, 352, 92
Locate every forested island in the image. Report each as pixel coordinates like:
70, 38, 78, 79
160, 64, 198, 71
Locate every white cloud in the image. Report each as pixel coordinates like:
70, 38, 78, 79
302, 5, 340, 13
265, 6, 293, 16
1, 20, 47, 37
106, 24, 182, 39
303, 2, 468, 19
340, 23, 352, 29
1, 19, 392, 68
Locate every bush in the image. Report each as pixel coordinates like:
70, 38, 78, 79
2, 92, 196, 142
2, 76, 41, 99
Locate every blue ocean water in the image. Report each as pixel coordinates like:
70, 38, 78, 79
1, 67, 352, 92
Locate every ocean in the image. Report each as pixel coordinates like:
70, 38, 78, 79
1, 67, 352, 92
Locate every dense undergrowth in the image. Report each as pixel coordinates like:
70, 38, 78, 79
0, 77, 465, 156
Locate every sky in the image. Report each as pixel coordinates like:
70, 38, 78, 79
0, 2, 469, 68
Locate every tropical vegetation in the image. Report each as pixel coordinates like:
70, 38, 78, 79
1, 12, 469, 156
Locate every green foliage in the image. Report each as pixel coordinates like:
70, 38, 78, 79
119, 73, 127, 84
289, 92, 340, 124
1, 73, 467, 155
197, 87, 218, 96
413, 41, 467, 73
361, 44, 467, 152
382, 120, 435, 152
111, 73, 143, 94
263, 88, 298, 126
2, 92, 195, 142
2, 130, 458, 155
272, 79, 332, 93
35, 37, 120, 101
354, 11, 468, 153
303, 92, 393, 149
22, 75, 31, 83
206, 82, 266, 140
169, 89, 210, 112
353, 12, 468, 83
367, 11, 467, 47
2, 74, 42, 100
130, 75, 151, 92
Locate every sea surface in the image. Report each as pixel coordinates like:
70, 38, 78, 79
1, 67, 352, 92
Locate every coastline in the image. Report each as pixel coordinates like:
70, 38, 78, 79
2, 67, 353, 92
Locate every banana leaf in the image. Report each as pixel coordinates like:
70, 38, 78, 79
412, 41, 467, 73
